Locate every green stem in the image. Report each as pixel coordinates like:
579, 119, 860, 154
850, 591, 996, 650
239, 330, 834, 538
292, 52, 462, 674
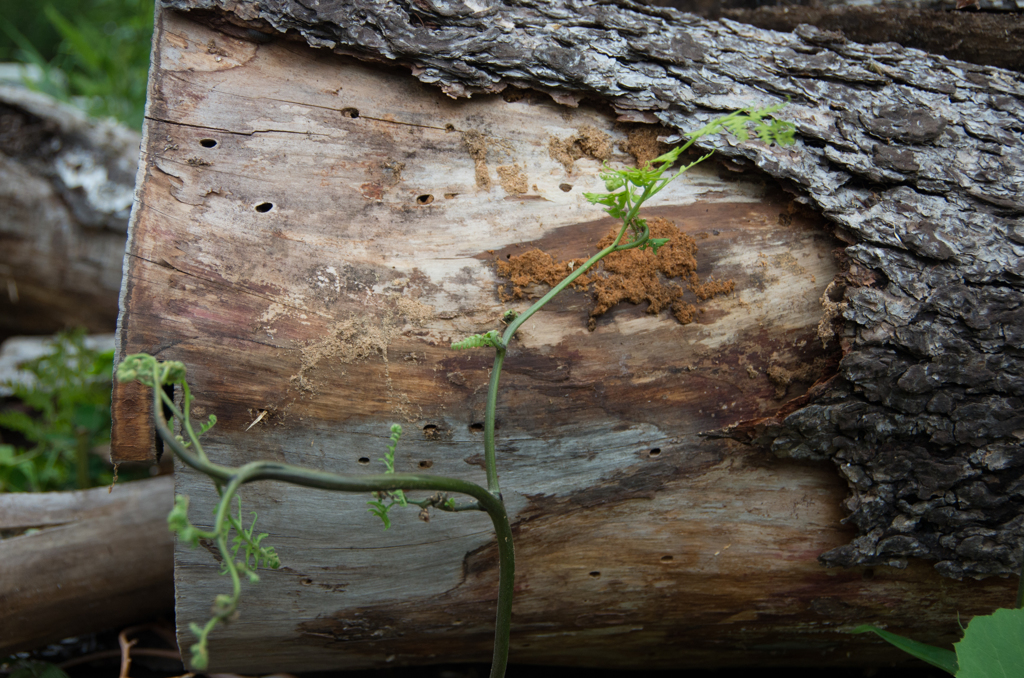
150, 376, 514, 678
501, 215, 650, 345
482, 196, 658, 498
407, 497, 482, 512
483, 346, 506, 495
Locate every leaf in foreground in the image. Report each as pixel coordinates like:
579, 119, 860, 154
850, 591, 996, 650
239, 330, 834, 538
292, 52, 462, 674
954, 607, 1024, 678
851, 625, 958, 675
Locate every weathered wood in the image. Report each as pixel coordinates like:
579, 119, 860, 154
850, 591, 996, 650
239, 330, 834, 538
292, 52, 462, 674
0, 476, 175, 653
151, 0, 1024, 580
0, 87, 137, 339
109, 5, 1023, 670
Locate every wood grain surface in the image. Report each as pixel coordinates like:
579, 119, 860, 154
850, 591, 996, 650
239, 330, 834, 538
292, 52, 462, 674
111, 8, 1016, 671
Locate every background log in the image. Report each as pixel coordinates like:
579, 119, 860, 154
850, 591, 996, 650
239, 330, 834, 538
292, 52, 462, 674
0, 476, 174, 654
0, 86, 137, 340
110, 5, 1022, 670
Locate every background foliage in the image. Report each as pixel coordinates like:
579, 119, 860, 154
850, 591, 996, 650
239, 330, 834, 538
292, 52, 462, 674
0, 330, 116, 491
0, 0, 154, 128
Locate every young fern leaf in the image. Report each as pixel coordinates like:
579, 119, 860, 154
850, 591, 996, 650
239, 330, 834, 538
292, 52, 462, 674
451, 330, 503, 350
581, 103, 795, 256
754, 118, 796, 147
367, 424, 407, 529
227, 496, 281, 582
199, 414, 218, 435
167, 495, 213, 547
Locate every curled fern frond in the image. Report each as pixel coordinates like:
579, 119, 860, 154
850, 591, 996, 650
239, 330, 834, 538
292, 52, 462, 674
451, 330, 503, 350
167, 494, 215, 546
199, 414, 217, 435
116, 353, 188, 387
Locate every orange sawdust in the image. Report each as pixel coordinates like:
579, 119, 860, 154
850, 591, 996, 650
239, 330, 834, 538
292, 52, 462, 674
497, 250, 594, 299
622, 125, 672, 168
548, 125, 614, 174
496, 217, 735, 330
690, 277, 736, 301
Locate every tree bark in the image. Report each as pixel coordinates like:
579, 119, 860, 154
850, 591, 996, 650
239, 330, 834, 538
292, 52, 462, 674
716, 5, 1024, 73
0, 86, 138, 340
0, 476, 175, 654
112, 0, 1024, 670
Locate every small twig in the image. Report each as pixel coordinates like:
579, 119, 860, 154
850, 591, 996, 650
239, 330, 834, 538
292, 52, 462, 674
245, 410, 268, 431
118, 628, 139, 678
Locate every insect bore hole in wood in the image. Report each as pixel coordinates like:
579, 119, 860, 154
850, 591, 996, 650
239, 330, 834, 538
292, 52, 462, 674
416, 194, 434, 205
357, 456, 370, 465
254, 202, 274, 213
589, 571, 601, 578
469, 422, 484, 432
199, 138, 218, 148
559, 183, 573, 192
661, 555, 674, 562
648, 448, 661, 458
418, 460, 433, 469
340, 107, 359, 118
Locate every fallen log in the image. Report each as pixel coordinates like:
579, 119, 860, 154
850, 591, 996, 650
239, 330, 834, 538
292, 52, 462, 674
0, 86, 138, 338
0, 476, 174, 654
111, 0, 1023, 671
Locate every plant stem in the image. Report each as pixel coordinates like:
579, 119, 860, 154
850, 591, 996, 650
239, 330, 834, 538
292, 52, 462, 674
478, 190, 660, 500
500, 190, 654, 345
151, 377, 514, 678
484, 345, 506, 495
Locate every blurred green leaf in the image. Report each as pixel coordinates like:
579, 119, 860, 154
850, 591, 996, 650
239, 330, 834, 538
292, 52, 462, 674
852, 625, 958, 675
9, 660, 69, 678
0, 329, 117, 491
1, 0, 154, 128
955, 607, 1024, 678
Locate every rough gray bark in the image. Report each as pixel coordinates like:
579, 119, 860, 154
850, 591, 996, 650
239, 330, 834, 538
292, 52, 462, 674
646, 0, 1024, 13
160, 0, 1024, 579
0, 86, 138, 339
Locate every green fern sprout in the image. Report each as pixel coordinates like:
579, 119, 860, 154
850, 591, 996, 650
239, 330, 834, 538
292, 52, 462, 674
166, 491, 280, 670
584, 102, 795, 252
227, 496, 281, 579
451, 330, 503, 350
367, 424, 407, 529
